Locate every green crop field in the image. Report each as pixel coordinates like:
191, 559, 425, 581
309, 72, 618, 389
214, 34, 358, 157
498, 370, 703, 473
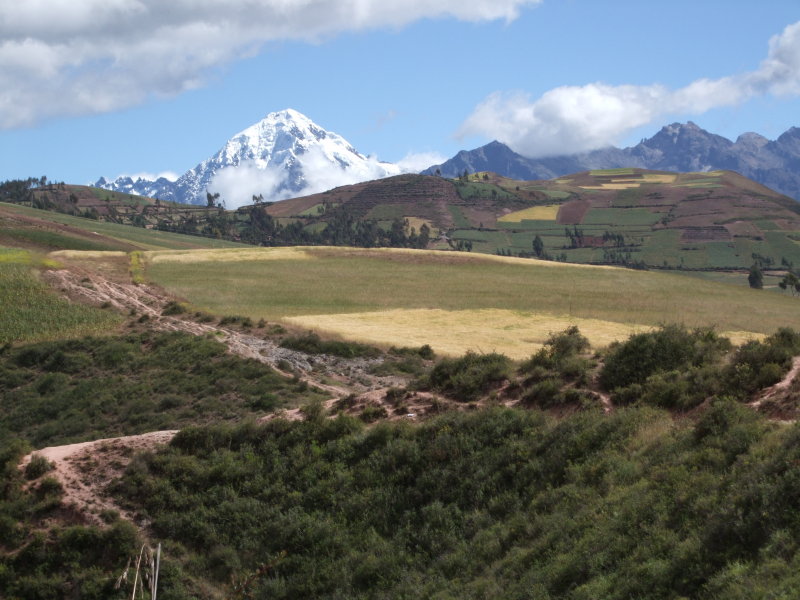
582, 208, 664, 226
0, 202, 248, 251
447, 205, 471, 228
1, 227, 121, 252
0, 248, 121, 344
142, 247, 798, 356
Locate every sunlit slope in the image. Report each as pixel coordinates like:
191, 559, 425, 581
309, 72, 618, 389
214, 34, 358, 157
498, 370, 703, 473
0, 202, 248, 251
0, 248, 121, 344
143, 246, 795, 357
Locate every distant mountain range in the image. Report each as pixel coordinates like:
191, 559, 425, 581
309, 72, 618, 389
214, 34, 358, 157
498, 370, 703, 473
423, 122, 800, 201
97, 111, 800, 205
96, 109, 400, 206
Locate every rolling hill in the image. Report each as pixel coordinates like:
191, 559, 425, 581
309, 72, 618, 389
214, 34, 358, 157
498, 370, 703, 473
5, 166, 800, 277
266, 168, 800, 275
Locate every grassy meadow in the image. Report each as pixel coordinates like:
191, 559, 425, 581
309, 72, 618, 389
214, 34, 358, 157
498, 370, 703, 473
0, 248, 120, 344
142, 246, 797, 356
0, 202, 248, 251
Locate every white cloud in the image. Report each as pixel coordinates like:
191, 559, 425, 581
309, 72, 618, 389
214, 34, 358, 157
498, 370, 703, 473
207, 162, 289, 210
205, 147, 402, 209
459, 20, 800, 158
396, 151, 447, 172
0, 0, 539, 129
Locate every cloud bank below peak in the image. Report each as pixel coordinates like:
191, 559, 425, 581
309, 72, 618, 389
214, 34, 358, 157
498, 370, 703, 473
0, 0, 540, 130
458, 21, 800, 158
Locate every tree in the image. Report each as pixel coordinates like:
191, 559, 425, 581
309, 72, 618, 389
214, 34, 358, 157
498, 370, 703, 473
778, 272, 799, 295
748, 264, 763, 289
532, 235, 544, 258
206, 192, 220, 208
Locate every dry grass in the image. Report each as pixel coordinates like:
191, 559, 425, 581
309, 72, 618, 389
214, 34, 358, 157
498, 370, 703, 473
580, 183, 642, 190
146, 247, 315, 264
50, 250, 128, 260
141, 246, 798, 343
285, 308, 652, 358
641, 174, 677, 184
498, 205, 560, 223
406, 217, 434, 233
285, 309, 765, 359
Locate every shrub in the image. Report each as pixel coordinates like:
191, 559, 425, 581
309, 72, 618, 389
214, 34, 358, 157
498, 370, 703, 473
426, 352, 511, 401
521, 378, 563, 408
600, 325, 729, 391
161, 301, 187, 316
219, 315, 253, 328
280, 332, 379, 358
24, 454, 53, 480
360, 404, 388, 422
724, 328, 800, 397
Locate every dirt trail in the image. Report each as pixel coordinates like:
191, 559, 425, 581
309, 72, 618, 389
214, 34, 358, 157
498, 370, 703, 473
21, 431, 178, 525
43, 267, 396, 397
749, 355, 800, 410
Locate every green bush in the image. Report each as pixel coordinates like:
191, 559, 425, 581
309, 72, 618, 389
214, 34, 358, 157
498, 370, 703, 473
426, 352, 511, 401
24, 454, 53, 480
724, 328, 800, 397
280, 332, 380, 358
162, 301, 187, 316
600, 325, 730, 391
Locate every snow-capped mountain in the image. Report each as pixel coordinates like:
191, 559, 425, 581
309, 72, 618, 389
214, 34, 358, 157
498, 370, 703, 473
96, 109, 401, 206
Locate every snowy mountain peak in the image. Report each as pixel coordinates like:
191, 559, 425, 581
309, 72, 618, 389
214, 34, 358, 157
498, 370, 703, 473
96, 109, 400, 207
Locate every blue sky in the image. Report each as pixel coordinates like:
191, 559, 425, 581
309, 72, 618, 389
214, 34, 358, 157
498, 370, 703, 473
1, 0, 799, 185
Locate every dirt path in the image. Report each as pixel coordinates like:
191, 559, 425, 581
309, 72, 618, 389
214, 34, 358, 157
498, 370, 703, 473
749, 355, 800, 411
43, 267, 397, 397
20, 431, 178, 526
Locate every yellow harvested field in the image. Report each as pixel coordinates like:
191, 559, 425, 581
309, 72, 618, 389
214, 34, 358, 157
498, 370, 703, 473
498, 205, 560, 222
49, 250, 128, 260
405, 217, 433, 233
146, 247, 315, 264
581, 183, 642, 190
285, 309, 765, 359
284, 308, 654, 359
641, 174, 677, 183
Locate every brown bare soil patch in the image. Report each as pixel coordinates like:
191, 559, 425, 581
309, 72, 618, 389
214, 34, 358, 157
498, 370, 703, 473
750, 356, 800, 419
20, 431, 177, 525
556, 199, 591, 224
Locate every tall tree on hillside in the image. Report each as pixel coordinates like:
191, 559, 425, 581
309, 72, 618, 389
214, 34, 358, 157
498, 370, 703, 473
748, 264, 764, 289
778, 271, 799, 295
532, 235, 544, 258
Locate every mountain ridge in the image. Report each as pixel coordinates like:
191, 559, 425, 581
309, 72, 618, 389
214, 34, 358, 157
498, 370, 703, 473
423, 122, 800, 201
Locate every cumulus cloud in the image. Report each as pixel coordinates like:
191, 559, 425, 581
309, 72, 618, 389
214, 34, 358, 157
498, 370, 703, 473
0, 0, 539, 129
396, 150, 448, 172
206, 146, 402, 209
207, 162, 288, 209
459, 20, 800, 157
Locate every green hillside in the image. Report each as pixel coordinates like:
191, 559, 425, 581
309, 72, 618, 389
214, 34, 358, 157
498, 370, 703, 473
4, 170, 800, 278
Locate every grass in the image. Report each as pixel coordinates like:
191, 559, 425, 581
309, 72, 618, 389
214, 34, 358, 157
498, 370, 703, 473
0, 228, 120, 252
142, 246, 799, 356
535, 189, 571, 200
447, 205, 471, 228
284, 308, 652, 358
498, 205, 560, 223
581, 208, 663, 226
0, 249, 121, 344
589, 168, 637, 176
0, 202, 248, 250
